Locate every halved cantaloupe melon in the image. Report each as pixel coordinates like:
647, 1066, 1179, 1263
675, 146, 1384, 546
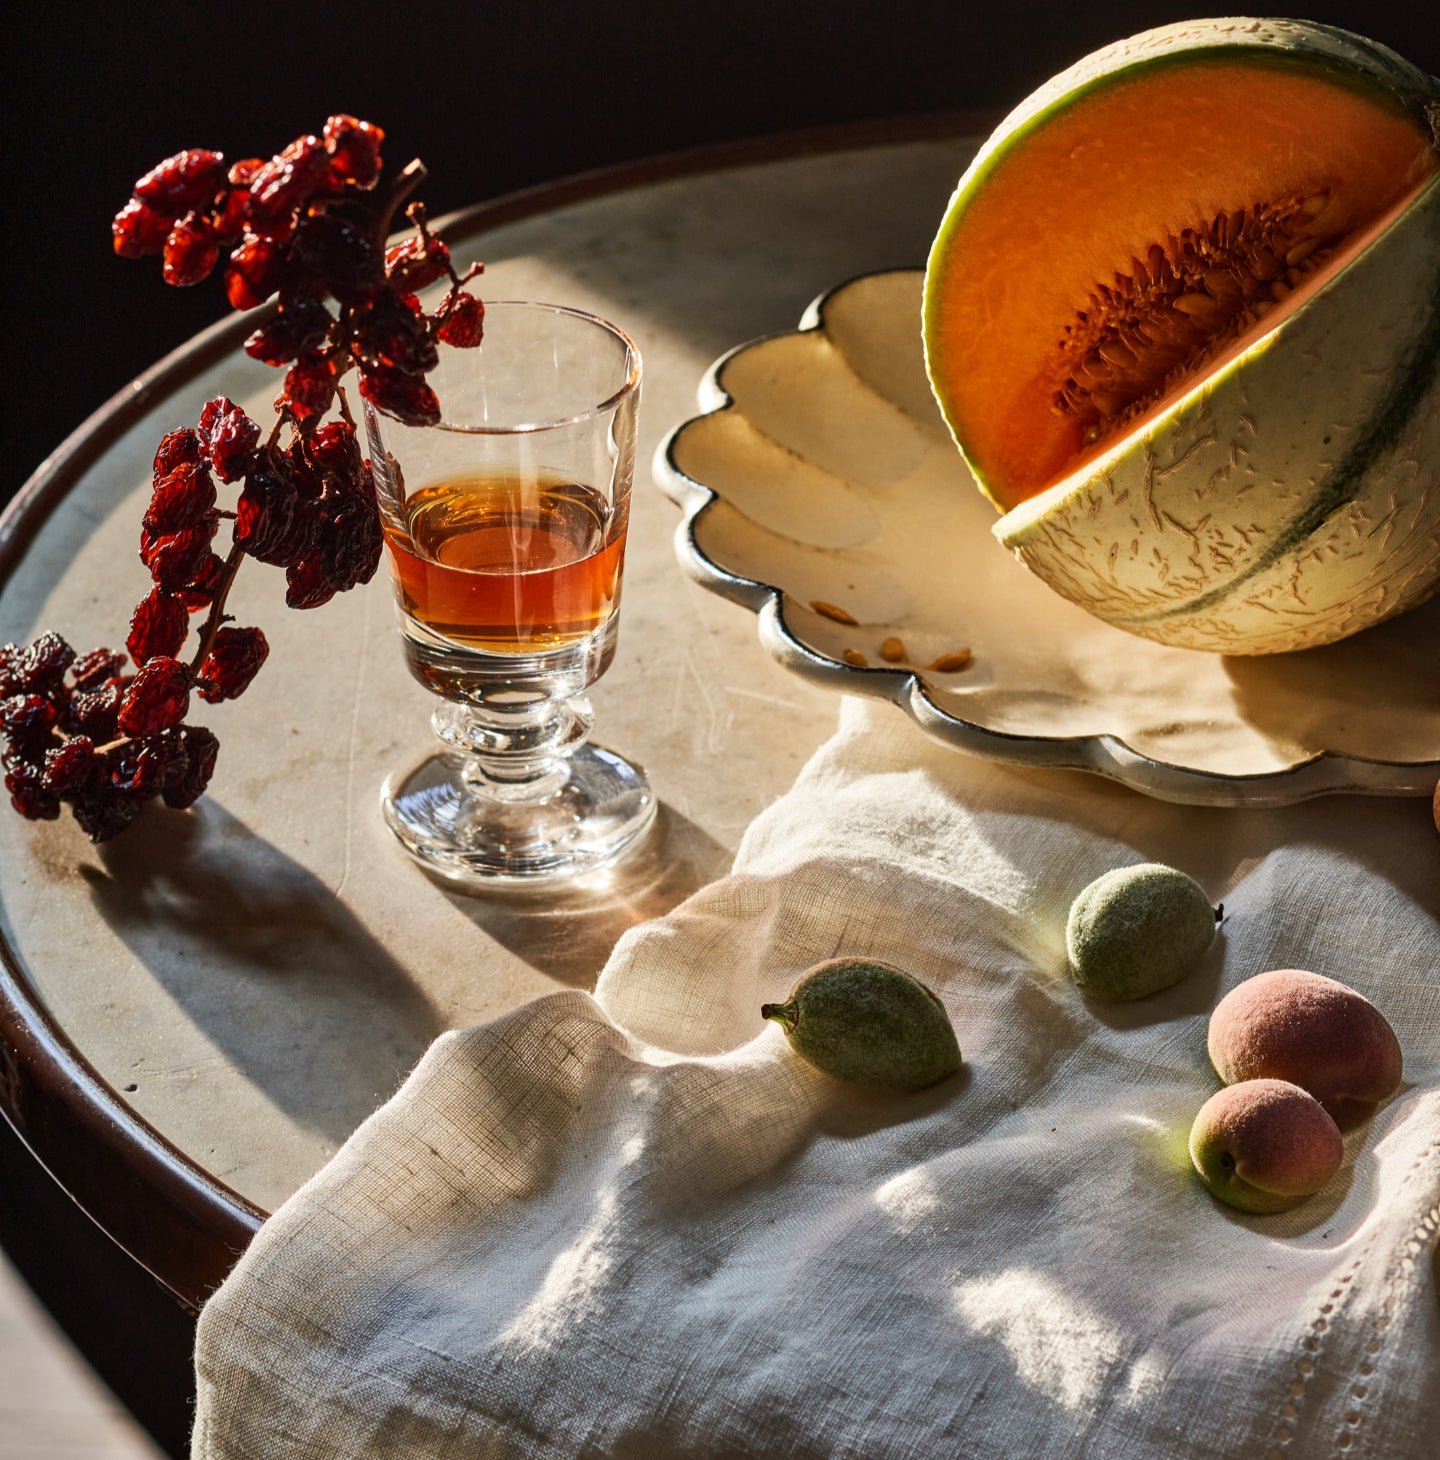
923, 18, 1440, 654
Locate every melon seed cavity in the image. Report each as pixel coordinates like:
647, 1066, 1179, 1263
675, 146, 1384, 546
1052, 190, 1342, 448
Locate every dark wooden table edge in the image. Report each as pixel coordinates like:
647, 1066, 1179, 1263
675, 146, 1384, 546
0, 109, 994, 1312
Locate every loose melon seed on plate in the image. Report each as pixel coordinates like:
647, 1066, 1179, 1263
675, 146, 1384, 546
761, 958, 962, 1090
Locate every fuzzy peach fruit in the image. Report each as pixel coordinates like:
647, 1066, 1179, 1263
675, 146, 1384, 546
1189, 1079, 1343, 1214
1208, 969, 1402, 1125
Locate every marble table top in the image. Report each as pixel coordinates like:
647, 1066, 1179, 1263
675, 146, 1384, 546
0, 129, 984, 1220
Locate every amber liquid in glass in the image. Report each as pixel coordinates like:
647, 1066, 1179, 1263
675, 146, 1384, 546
384, 473, 626, 654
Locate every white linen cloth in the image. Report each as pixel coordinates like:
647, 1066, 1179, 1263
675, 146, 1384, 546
193, 699, 1440, 1459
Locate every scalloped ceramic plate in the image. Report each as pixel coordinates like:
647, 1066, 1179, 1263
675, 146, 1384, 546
654, 269, 1440, 806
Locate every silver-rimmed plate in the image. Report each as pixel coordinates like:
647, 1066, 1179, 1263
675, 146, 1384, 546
654, 269, 1440, 806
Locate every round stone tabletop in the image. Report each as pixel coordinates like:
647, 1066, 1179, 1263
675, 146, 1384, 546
0, 122, 986, 1304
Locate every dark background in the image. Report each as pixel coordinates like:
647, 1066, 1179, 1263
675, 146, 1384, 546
4, 1, 1437, 513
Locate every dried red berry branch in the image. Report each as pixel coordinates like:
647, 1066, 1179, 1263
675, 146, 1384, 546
2, 116, 484, 840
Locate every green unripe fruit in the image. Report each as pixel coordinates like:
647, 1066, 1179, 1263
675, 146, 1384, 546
761, 958, 962, 1090
1066, 862, 1217, 1001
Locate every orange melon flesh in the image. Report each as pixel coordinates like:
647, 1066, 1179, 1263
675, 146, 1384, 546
927, 57, 1439, 512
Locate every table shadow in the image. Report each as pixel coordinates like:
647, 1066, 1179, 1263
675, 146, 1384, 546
82, 799, 446, 1148
441, 801, 731, 989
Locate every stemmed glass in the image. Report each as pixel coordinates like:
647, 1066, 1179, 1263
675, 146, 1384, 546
363, 300, 655, 885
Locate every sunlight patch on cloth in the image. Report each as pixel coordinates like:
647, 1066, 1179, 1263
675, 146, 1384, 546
873, 1165, 946, 1235
951, 1267, 1149, 1411
497, 1186, 621, 1353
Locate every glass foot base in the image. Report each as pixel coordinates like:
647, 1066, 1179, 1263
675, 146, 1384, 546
381, 743, 657, 887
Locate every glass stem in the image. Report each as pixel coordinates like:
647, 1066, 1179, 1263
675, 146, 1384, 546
432, 694, 594, 804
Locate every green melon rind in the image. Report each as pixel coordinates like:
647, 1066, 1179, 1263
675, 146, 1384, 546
994, 171, 1440, 654
922, 16, 1440, 510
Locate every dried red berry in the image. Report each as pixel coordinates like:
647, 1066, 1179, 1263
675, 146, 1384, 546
244, 297, 332, 365
321, 495, 384, 592
282, 498, 322, 565
161, 725, 219, 809
197, 626, 269, 703
163, 214, 221, 287
72, 786, 143, 842
212, 186, 250, 243
354, 293, 439, 376
117, 658, 193, 736
133, 149, 228, 216
233, 468, 299, 565
225, 232, 287, 310
154, 428, 203, 476
69, 649, 127, 693
42, 737, 97, 798
384, 233, 451, 291
248, 136, 330, 235
309, 421, 364, 491
176, 552, 229, 611
127, 588, 190, 665
142, 523, 217, 591
65, 684, 122, 741
112, 198, 174, 258
19, 633, 76, 695
143, 461, 217, 535
291, 211, 384, 299
323, 115, 384, 189
197, 397, 261, 482
436, 291, 485, 348
227, 158, 266, 188
282, 438, 327, 502
109, 740, 169, 798
358, 366, 440, 427
284, 556, 337, 611
6, 763, 61, 821
279, 355, 337, 421
1, 694, 58, 751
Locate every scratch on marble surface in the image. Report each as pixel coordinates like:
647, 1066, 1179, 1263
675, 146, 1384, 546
129, 1057, 231, 1082
675, 645, 728, 754
723, 684, 808, 712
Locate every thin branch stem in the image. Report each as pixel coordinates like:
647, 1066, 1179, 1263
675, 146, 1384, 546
374, 158, 428, 245
188, 543, 247, 674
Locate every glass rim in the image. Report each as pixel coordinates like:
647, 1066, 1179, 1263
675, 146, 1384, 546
432, 299, 642, 435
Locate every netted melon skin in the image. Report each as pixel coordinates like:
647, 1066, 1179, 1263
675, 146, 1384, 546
995, 173, 1440, 655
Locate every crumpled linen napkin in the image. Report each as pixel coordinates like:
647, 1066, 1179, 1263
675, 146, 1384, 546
193, 698, 1440, 1460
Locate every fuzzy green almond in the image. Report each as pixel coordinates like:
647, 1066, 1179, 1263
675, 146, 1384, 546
1066, 862, 1218, 1001
762, 958, 961, 1091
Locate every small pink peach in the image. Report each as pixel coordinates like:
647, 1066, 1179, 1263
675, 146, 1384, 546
1189, 1079, 1343, 1214
1208, 969, 1401, 1126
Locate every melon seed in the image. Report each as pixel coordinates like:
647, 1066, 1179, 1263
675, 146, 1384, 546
761, 958, 962, 1090
811, 599, 858, 625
